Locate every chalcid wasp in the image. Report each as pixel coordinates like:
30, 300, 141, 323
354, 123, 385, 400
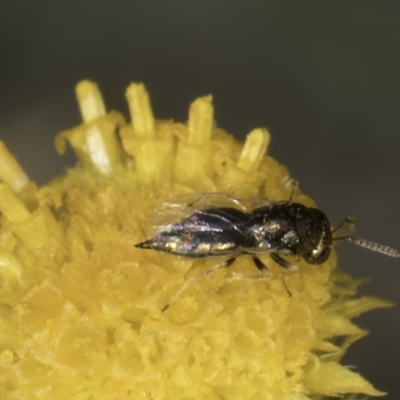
135, 192, 400, 276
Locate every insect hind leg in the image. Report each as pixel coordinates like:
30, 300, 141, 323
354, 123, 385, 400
201, 257, 236, 276
162, 257, 236, 312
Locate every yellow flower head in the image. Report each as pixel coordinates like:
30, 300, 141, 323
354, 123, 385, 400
0, 81, 392, 399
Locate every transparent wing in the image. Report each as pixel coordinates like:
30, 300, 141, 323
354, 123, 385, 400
146, 192, 271, 237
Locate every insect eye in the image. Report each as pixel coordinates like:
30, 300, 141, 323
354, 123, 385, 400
304, 246, 331, 265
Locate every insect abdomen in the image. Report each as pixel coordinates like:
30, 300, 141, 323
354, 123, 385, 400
136, 207, 250, 257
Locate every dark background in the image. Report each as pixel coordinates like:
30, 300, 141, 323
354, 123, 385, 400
1, 1, 399, 397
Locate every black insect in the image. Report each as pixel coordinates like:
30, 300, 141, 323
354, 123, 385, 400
135, 193, 400, 276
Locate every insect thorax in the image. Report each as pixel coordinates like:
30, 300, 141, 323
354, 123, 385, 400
247, 202, 332, 259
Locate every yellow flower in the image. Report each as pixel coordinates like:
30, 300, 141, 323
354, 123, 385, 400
0, 80, 392, 399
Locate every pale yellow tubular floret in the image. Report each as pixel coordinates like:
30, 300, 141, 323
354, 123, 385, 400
237, 128, 271, 172
173, 95, 217, 191
187, 95, 213, 146
120, 83, 175, 186
75, 80, 107, 123
125, 83, 156, 138
0, 141, 29, 193
54, 80, 126, 174
214, 127, 272, 198
213, 128, 271, 198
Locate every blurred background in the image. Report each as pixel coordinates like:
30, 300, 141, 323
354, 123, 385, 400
1, 1, 399, 397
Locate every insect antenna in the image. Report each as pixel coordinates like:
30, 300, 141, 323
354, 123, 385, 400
288, 180, 299, 203
332, 216, 400, 257
331, 216, 357, 235
333, 236, 400, 258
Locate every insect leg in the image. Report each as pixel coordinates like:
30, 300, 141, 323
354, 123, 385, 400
162, 258, 236, 312
253, 256, 291, 296
270, 252, 299, 271
202, 257, 236, 276
252, 256, 272, 277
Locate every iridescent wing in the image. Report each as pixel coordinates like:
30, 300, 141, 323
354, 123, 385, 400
147, 192, 271, 237
138, 206, 250, 257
